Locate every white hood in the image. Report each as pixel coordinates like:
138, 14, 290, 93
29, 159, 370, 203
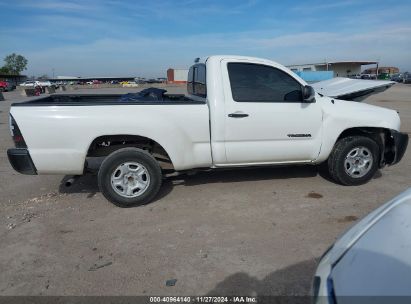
312, 77, 396, 101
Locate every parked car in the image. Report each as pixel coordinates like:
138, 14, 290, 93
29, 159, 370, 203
146, 78, 161, 84
122, 81, 139, 87
37, 80, 52, 87
20, 80, 51, 87
0, 81, 13, 92
361, 74, 377, 80
390, 73, 403, 82
403, 73, 411, 84
7, 55, 408, 207
349, 74, 362, 79
378, 73, 391, 80
19, 81, 37, 87
313, 188, 411, 303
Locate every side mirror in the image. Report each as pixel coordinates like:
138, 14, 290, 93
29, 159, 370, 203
303, 85, 316, 103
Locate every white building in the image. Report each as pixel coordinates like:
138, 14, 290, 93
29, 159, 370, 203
167, 68, 189, 84
287, 61, 378, 77
56, 76, 81, 79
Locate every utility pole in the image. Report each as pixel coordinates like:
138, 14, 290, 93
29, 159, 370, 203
376, 58, 380, 77
52, 68, 55, 79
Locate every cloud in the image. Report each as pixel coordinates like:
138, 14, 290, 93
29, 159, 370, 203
104, 0, 260, 19
292, 0, 359, 12
15, 0, 89, 11
20, 25, 411, 77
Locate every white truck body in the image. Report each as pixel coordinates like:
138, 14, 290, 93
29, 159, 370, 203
9, 55, 403, 175
7, 55, 408, 207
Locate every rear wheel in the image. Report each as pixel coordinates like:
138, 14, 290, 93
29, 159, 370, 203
327, 136, 379, 186
98, 148, 162, 207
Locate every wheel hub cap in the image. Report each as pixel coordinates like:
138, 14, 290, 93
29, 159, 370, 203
344, 146, 373, 178
110, 162, 150, 198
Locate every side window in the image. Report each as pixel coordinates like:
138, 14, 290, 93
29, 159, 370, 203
187, 64, 206, 97
187, 67, 194, 95
227, 63, 303, 102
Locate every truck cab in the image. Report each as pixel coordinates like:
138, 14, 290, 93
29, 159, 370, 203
190, 56, 404, 167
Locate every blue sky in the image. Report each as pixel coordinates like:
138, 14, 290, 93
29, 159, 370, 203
1, 0, 410, 77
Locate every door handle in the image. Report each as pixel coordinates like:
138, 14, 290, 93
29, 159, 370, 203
228, 112, 249, 118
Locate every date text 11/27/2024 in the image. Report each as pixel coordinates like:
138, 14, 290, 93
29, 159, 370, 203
149, 296, 257, 303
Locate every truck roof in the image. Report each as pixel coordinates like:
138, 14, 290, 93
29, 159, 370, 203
197, 55, 284, 66
198, 55, 307, 86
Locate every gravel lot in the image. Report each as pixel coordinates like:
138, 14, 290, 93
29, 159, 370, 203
0, 84, 410, 296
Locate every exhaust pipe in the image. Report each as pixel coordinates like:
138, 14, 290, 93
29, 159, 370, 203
65, 175, 80, 187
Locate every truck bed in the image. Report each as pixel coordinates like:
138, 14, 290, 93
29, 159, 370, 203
12, 89, 205, 107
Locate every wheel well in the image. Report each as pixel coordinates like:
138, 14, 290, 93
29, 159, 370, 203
87, 135, 174, 170
336, 127, 393, 167
337, 127, 386, 142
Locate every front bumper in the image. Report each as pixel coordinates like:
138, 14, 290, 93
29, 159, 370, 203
387, 130, 408, 166
7, 148, 37, 175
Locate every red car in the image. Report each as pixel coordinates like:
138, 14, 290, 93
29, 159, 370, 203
0, 81, 12, 92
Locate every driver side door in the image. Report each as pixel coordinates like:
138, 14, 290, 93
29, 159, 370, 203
221, 60, 323, 165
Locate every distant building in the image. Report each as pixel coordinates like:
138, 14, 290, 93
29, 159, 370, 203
167, 68, 188, 84
287, 61, 378, 77
56, 76, 80, 80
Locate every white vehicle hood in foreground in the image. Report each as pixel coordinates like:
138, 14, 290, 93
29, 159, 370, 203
332, 194, 411, 297
312, 77, 396, 101
313, 188, 411, 302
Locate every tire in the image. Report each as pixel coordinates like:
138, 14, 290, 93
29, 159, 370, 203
98, 148, 162, 207
327, 136, 379, 186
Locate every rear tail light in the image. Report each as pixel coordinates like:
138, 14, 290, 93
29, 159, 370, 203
9, 115, 27, 148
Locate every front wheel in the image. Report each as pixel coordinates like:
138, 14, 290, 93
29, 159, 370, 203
98, 148, 162, 207
327, 136, 380, 186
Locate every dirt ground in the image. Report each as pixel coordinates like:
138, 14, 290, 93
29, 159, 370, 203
0, 84, 410, 296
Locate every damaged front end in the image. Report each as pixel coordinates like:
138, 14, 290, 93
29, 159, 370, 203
380, 130, 408, 168
383, 130, 409, 166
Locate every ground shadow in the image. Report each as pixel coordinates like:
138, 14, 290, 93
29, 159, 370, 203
205, 258, 317, 302
58, 162, 383, 205
58, 174, 174, 202
58, 165, 324, 203
170, 165, 320, 187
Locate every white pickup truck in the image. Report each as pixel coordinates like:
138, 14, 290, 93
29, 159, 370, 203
8, 55, 408, 207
